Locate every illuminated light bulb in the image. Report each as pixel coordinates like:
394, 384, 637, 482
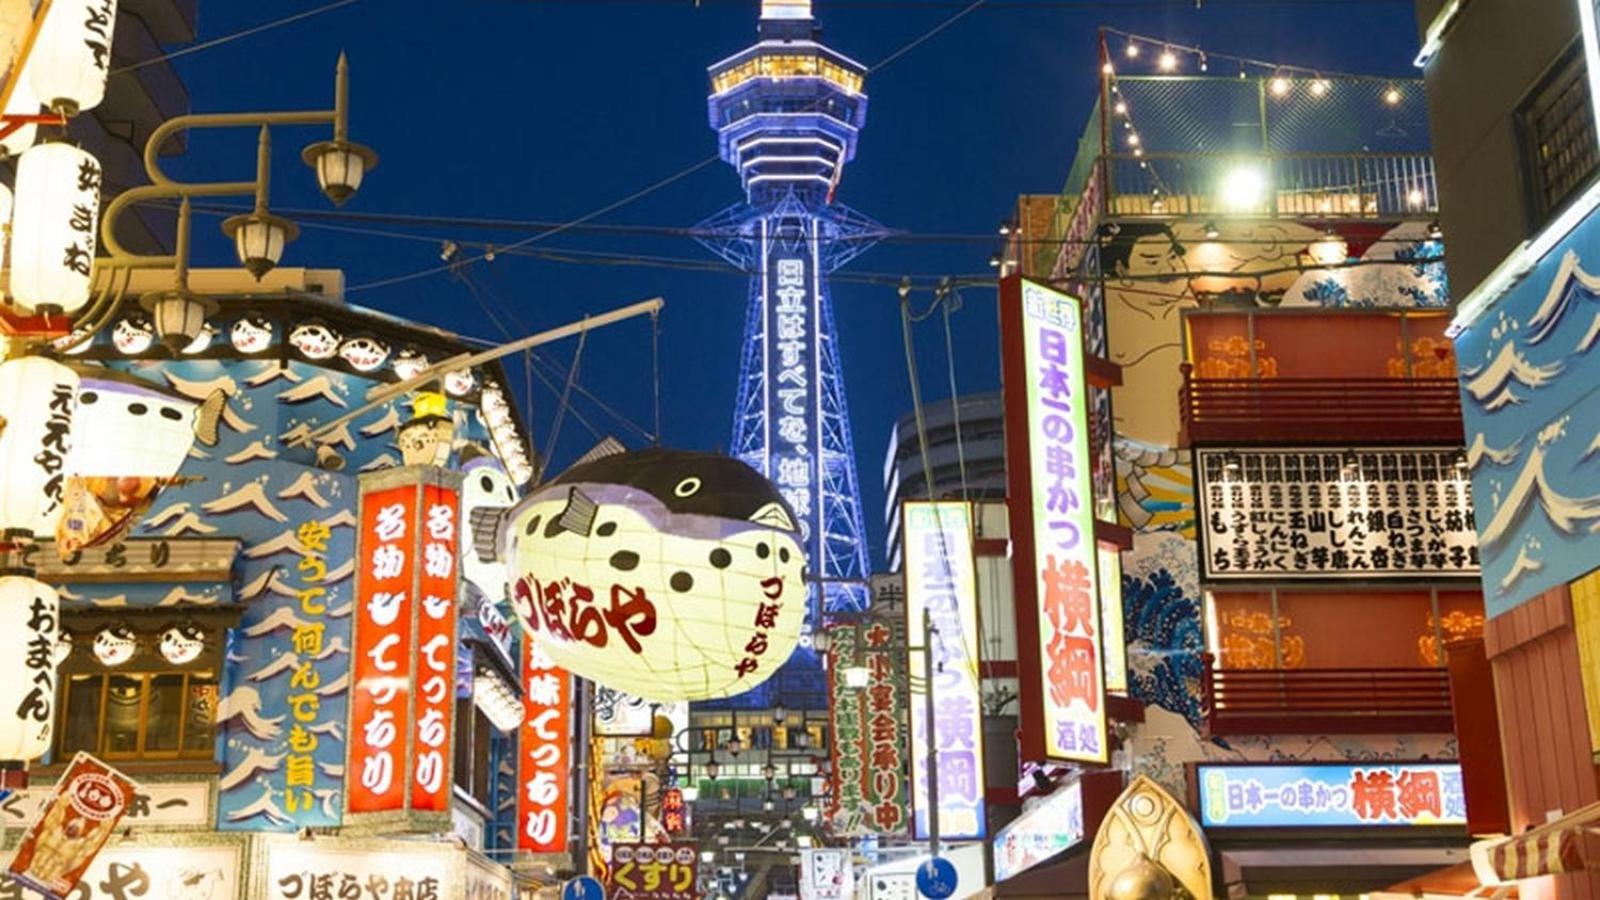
1127, 132, 1140, 147
1158, 47, 1177, 71
1114, 100, 1128, 115
1384, 85, 1402, 106
1309, 77, 1330, 97
1125, 41, 1139, 58
1269, 75, 1291, 97
1408, 187, 1426, 207
1101, 61, 1114, 75
1220, 164, 1267, 210
1198, 52, 1208, 72
1133, 148, 1144, 159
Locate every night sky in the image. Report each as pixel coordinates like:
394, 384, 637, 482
158, 0, 1423, 565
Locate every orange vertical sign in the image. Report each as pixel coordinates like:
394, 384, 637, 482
348, 483, 418, 814
517, 637, 571, 853
412, 483, 460, 813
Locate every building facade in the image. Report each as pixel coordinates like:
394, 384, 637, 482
882, 392, 1006, 572
1417, 0, 1600, 896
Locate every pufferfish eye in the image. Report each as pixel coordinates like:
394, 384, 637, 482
673, 477, 702, 498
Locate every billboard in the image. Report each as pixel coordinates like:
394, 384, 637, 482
824, 617, 910, 836
606, 843, 697, 900
1001, 276, 1107, 764
346, 468, 461, 828
993, 779, 1085, 882
903, 501, 986, 841
1197, 762, 1466, 828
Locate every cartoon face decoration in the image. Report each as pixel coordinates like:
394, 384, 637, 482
158, 623, 206, 665
93, 624, 138, 667
479, 384, 512, 429
289, 321, 340, 360
444, 368, 478, 397
230, 316, 274, 354
339, 335, 391, 372
69, 368, 223, 481
112, 316, 154, 355
393, 348, 430, 381
500, 448, 806, 702
462, 456, 518, 598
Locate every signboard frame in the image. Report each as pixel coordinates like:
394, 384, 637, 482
1190, 760, 1469, 830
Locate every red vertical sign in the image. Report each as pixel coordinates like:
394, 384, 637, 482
349, 484, 418, 814
412, 483, 460, 813
518, 638, 571, 853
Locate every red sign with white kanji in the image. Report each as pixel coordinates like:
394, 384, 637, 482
517, 638, 572, 853
349, 484, 418, 814
411, 483, 460, 813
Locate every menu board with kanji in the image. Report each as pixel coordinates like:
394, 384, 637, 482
1195, 448, 1479, 581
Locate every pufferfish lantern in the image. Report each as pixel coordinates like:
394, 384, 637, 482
494, 447, 805, 702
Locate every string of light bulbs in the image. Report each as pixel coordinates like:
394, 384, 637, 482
1099, 26, 1412, 108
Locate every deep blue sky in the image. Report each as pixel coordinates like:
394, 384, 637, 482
162, 0, 1423, 565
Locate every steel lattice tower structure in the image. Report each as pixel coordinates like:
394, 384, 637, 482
698, 0, 883, 636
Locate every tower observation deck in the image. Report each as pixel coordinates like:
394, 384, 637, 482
698, 0, 882, 697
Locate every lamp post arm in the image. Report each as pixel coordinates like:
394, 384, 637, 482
100, 180, 257, 268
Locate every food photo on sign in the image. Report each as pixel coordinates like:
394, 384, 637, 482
4, 753, 138, 900
488, 444, 806, 702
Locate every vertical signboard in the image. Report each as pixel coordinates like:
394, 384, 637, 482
824, 618, 910, 836
903, 501, 986, 841
517, 637, 572, 854
347, 468, 462, 829
1001, 276, 1108, 765
413, 483, 460, 813
5, 753, 137, 900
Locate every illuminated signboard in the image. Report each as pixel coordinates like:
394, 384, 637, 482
1197, 763, 1467, 828
767, 242, 818, 555
1002, 277, 1107, 765
903, 501, 986, 841
517, 639, 571, 853
824, 617, 910, 836
607, 843, 698, 900
347, 469, 461, 828
993, 780, 1085, 882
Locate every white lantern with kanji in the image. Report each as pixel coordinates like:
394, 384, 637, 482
0, 576, 60, 761
0, 356, 78, 533
28, 0, 119, 116
503, 448, 806, 702
9, 142, 102, 315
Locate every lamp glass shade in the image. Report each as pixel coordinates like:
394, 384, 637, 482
842, 665, 870, 689
233, 217, 287, 273
0, 356, 79, 532
29, 0, 119, 115
149, 293, 211, 351
0, 576, 60, 761
10, 143, 101, 314
317, 147, 366, 198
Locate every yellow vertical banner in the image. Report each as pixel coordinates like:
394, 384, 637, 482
1570, 568, 1600, 759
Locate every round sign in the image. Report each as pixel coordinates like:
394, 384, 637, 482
562, 876, 605, 900
916, 857, 958, 900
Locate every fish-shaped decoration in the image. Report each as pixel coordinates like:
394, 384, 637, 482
494, 446, 806, 701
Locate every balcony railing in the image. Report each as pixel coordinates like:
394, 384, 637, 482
1180, 374, 1464, 445
1204, 662, 1456, 736
1102, 152, 1439, 219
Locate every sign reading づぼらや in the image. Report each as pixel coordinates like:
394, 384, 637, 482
1000, 277, 1108, 767
1194, 448, 1479, 581
5, 753, 137, 900
903, 501, 986, 841
345, 467, 462, 831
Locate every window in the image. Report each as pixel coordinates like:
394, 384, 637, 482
1208, 588, 1484, 670
454, 697, 495, 808
1519, 41, 1600, 229
54, 612, 232, 763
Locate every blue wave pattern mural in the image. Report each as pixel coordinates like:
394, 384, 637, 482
1456, 214, 1600, 615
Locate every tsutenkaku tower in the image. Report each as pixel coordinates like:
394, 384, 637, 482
699, 0, 881, 628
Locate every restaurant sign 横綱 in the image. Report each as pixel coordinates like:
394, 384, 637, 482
1197, 762, 1467, 828
1194, 448, 1479, 581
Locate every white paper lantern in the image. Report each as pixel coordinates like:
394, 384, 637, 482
0, 576, 60, 761
505, 449, 806, 701
0, 182, 11, 277
0, 356, 79, 533
9, 142, 102, 315
0, 78, 41, 157
29, 0, 119, 115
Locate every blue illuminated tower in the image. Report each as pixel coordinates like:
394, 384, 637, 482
698, 0, 882, 634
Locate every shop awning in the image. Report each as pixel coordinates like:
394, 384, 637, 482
1373, 861, 1517, 899
1484, 801, 1600, 882
1218, 845, 1470, 896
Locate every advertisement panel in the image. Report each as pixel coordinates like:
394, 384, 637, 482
903, 501, 986, 841
265, 841, 457, 900
517, 638, 572, 854
606, 843, 697, 900
1197, 762, 1467, 828
411, 483, 461, 813
5, 753, 137, 899
348, 483, 417, 815
6, 841, 244, 900
993, 780, 1086, 882
1194, 448, 1479, 581
824, 618, 910, 837
800, 848, 854, 900
1001, 277, 1107, 764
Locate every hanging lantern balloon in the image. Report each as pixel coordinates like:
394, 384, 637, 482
0, 356, 79, 533
9, 142, 102, 315
29, 0, 120, 116
0, 576, 60, 761
0, 77, 41, 158
500, 448, 806, 702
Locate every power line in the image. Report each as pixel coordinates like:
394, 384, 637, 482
111, 0, 362, 75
